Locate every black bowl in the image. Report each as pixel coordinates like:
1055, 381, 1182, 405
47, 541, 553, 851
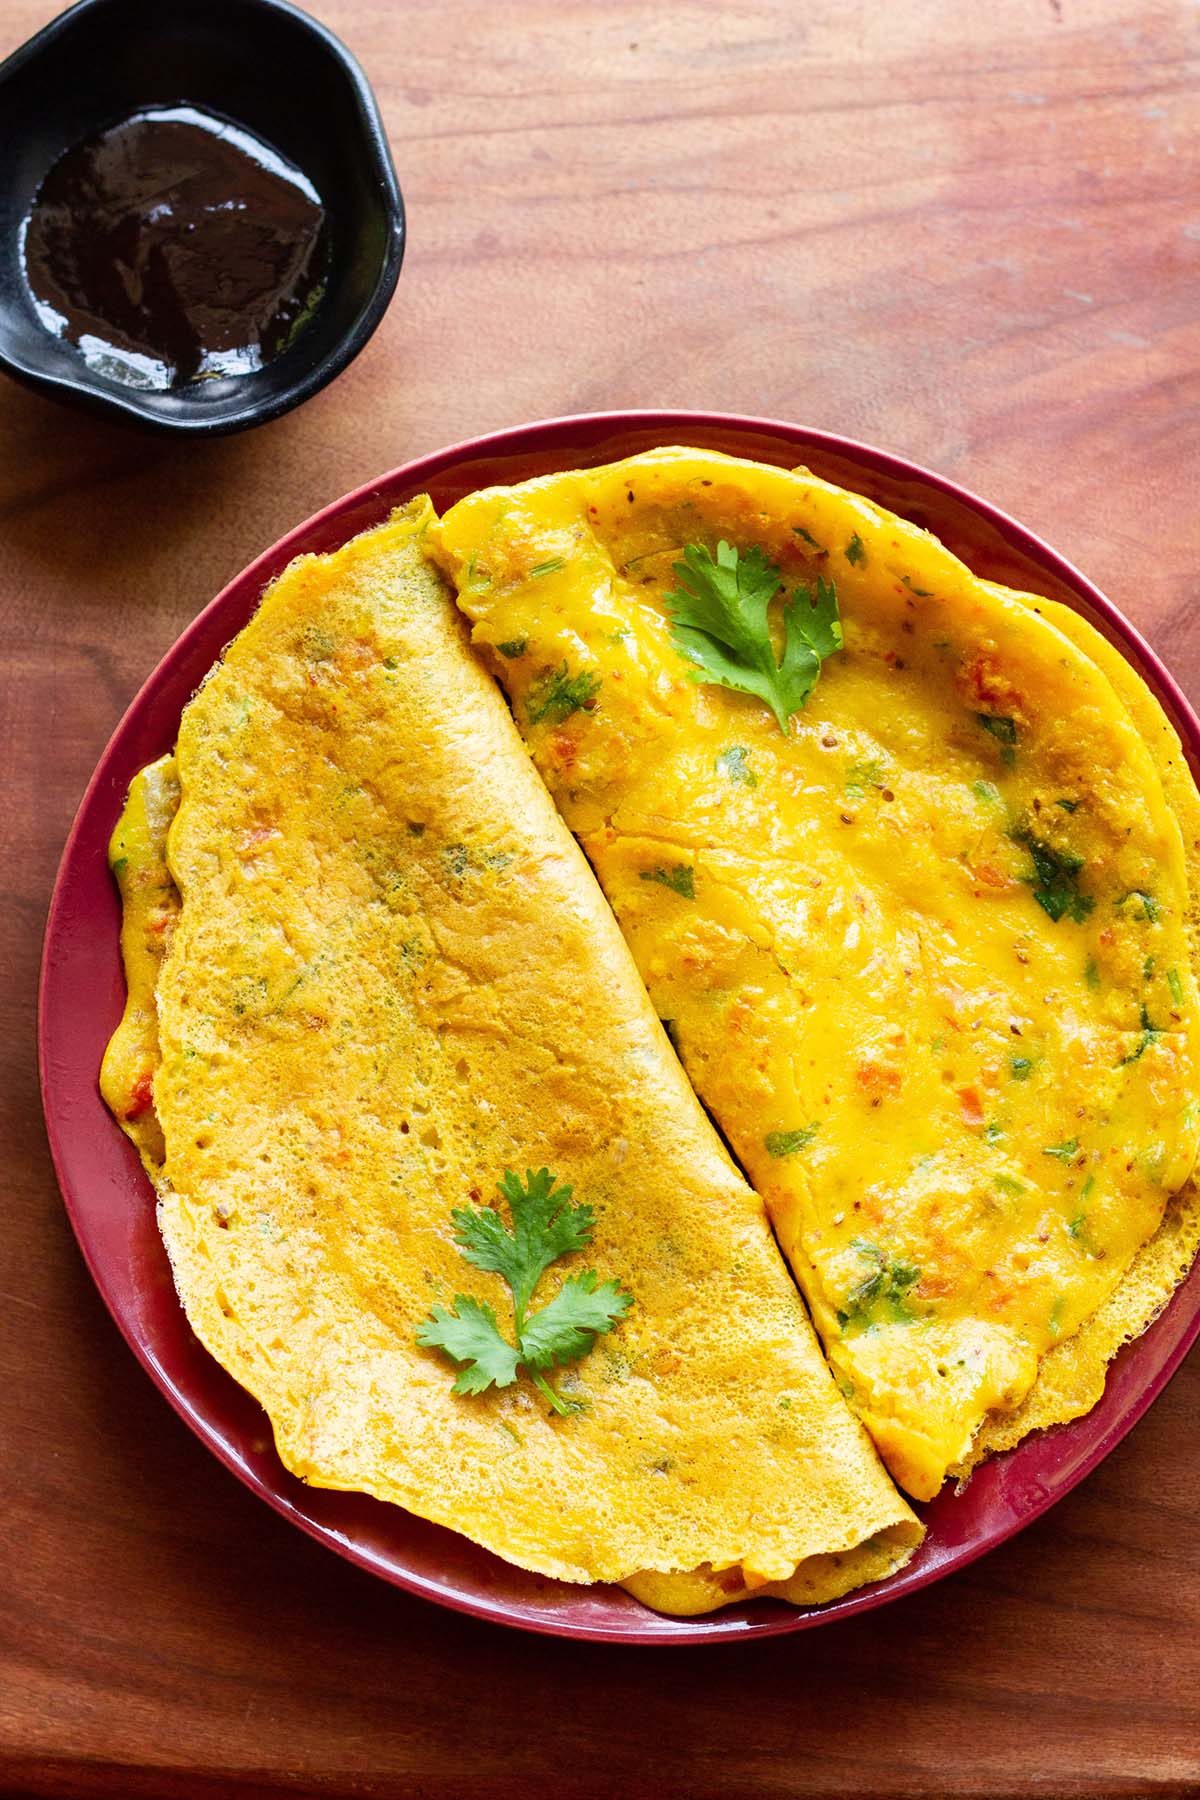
0, 0, 405, 434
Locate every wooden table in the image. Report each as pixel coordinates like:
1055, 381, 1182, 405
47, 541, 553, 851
3, 1, 1199, 1793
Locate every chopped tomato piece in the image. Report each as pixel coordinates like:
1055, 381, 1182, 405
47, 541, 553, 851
957, 1085, 985, 1127
123, 1070, 155, 1120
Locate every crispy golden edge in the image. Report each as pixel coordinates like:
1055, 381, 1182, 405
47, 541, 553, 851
624, 1522, 919, 1615
99, 753, 180, 1176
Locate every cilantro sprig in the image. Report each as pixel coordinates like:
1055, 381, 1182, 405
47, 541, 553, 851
416, 1168, 632, 1416
666, 541, 843, 733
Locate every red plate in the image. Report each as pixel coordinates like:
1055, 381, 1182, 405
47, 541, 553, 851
39, 411, 1200, 1643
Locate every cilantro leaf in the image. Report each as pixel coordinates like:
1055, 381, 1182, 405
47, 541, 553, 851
419, 1168, 632, 1414
415, 1297, 520, 1395
836, 1241, 920, 1334
1121, 1005, 1164, 1066
526, 663, 601, 725
976, 713, 1017, 746
666, 541, 843, 734
454, 1168, 591, 1322
791, 575, 844, 662
1067, 1211, 1101, 1257
519, 1271, 633, 1369
639, 863, 695, 899
1014, 831, 1094, 923
716, 744, 758, 786
1118, 889, 1160, 922
765, 1125, 819, 1157
846, 758, 887, 801
499, 1167, 596, 1304
976, 713, 1018, 767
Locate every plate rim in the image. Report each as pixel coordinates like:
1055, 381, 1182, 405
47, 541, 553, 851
38, 407, 1200, 1644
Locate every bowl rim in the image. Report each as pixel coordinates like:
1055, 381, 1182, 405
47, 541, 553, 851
0, 0, 405, 436
38, 408, 1200, 1642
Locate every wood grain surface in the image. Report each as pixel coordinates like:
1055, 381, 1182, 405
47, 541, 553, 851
3, 1, 1199, 1795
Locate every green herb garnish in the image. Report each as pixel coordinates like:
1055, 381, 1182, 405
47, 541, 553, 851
845, 533, 866, 567
716, 745, 758, 787
1119, 889, 1161, 922
1168, 966, 1184, 1007
464, 554, 491, 593
792, 524, 824, 551
497, 638, 528, 659
526, 663, 601, 725
901, 575, 933, 597
836, 1240, 920, 1334
1043, 1138, 1080, 1161
639, 864, 696, 899
416, 1168, 632, 1416
1014, 832, 1094, 923
1010, 1055, 1034, 1080
1121, 1005, 1164, 1065
975, 713, 1017, 767
976, 713, 1018, 746
973, 780, 1003, 808
765, 1125, 819, 1157
1056, 798, 1079, 813
1067, 1207, 1101, 1256
530, 557, 566, 578
846, 758, 887, 801
665, 541, 842, 734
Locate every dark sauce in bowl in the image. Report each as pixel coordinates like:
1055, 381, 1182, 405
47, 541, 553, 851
20, 104, 327, 391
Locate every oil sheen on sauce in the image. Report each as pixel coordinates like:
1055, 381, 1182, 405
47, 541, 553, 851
20, 105, 328, 391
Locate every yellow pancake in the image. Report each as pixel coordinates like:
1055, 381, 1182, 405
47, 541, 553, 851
104, 499, 919, 1607
433, 447, 1200, 1501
